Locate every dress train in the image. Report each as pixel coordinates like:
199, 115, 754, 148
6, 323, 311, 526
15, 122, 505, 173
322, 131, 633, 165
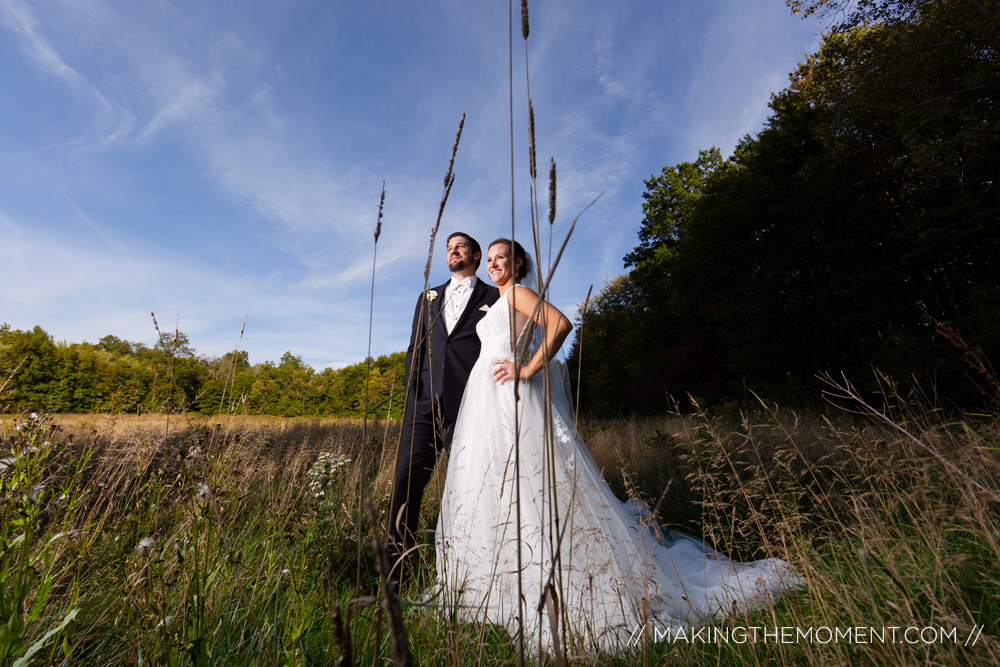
435, 295, 798, 652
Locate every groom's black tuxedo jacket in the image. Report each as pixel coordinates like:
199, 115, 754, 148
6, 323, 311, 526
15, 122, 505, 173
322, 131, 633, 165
404, 277, 500, 426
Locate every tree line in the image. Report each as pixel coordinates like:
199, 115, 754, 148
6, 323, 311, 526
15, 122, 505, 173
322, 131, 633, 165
568, 0, 999, 414
0, 324, 405, 418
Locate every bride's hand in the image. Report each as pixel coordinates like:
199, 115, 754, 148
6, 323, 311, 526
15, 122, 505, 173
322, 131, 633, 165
493, 360, 524, 385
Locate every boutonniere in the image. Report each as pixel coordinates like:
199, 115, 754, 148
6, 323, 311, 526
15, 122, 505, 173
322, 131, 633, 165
479, 305, 490, 312
426, 289, 439, 302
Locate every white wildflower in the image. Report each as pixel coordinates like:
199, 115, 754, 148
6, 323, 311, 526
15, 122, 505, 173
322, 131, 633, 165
306, 452, 351, 501
426, 289, 439, 302
156, 615, 174, 631
29, 484, 45, 504
187, 446, 203, 462
136, 536, 156, 554
195, 482, 212, 502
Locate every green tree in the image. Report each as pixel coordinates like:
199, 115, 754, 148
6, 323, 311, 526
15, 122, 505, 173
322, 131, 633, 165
576, 0, 999, 409
569, 149, 734, 413
624, 147, 726, 271
0, 325, 59, 411
98, 335, 134, 357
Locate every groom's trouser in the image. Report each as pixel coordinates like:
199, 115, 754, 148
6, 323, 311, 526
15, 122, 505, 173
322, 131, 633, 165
387, 407, 450, 582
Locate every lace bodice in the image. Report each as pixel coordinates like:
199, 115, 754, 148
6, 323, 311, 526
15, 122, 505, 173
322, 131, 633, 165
476, 293, 535, 361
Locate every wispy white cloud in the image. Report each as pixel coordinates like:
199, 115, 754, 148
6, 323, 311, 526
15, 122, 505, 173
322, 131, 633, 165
681, 0, 821, 156
0, 0, 826, 368
0, 211, 383, 363
0, 0, 80, 85
0, 0, 136, 146
138, 76, 223, 142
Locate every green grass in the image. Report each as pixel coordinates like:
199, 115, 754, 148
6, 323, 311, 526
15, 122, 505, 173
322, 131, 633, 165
1, 406, 998, 665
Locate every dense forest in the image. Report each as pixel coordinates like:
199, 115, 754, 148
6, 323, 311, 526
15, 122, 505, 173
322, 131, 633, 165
0, 324, 405, 418
568, 0, 1000, 414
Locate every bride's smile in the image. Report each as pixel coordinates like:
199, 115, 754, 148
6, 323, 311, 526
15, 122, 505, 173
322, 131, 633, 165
486, 245, 518, 288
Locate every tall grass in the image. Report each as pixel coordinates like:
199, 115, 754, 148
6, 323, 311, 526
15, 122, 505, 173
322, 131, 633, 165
1, 401, 997, 665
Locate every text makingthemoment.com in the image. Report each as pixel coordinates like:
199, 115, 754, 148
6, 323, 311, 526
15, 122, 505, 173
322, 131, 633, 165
627, 624, 985, 647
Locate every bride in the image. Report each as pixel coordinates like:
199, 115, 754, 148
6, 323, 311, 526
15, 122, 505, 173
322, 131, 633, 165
435, 238, 798, 653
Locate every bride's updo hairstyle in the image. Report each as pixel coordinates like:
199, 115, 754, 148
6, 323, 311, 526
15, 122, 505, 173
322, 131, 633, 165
488, 238, 528, 282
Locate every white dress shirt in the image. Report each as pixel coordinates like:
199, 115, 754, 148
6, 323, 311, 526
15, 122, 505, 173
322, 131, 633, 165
443, 275, 476, 334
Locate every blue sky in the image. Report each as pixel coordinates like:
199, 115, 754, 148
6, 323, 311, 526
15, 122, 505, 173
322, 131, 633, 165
1, 0, 823, 369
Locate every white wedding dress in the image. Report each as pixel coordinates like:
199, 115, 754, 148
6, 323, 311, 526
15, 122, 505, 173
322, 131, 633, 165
435, 292, 798, 653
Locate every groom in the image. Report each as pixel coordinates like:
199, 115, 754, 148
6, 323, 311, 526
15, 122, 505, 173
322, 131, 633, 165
387, 231, 499, 583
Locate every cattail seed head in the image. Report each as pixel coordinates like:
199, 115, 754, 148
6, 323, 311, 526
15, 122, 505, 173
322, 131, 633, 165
528, 101, 537, 181
374, 182, 385, 244
548, 158, 557, 225
426, 114, 465, 282
445, 114, 465, 189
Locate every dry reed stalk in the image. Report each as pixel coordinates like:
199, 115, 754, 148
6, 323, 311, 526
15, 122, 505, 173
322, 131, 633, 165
219, 310, 248, 416
528, 101, 537, 182
366, 499, 413, 666
505, 0, 611, 655
212, 312, 250, 487
0, 354, 27, 400
357, 182, 386, 592
926, 312, 1000, 410
548, 158, 556, 226
819, 371, 1000, 503
380, 116, 466, 665
573, 285, 592, 430
331, 599, 354, 666
423, 115, 465, 285
393, 113, 464, 463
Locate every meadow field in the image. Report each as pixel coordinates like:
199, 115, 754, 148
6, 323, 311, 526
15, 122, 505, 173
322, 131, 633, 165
2, 391, 998, 666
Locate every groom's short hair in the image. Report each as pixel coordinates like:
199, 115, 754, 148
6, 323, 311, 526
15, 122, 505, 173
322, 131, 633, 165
446, 231, 482, 269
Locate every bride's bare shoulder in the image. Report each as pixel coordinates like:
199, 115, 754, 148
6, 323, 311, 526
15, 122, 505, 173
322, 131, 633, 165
505, 284, 539, 304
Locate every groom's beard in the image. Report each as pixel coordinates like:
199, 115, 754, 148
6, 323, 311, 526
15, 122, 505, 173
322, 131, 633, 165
449, 258, 472, 272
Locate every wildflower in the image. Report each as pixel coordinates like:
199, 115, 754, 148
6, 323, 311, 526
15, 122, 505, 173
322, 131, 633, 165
426, 289, 439, 302
306, 452, 351, 501
195, 482, 212, 502
136, 536, 156, 555
281, 569, 291, 577
156, 616, 174, 631
29, 484, 45, 504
